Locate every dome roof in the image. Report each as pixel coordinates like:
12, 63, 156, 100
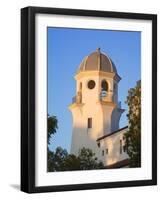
77, 48, 117, 74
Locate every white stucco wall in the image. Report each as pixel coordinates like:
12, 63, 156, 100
97, 127, 129, 166
69, 71, 126, 166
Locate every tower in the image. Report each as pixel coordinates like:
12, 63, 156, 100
68, 48, 124, 158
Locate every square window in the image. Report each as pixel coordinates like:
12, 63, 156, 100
87, 118, 92, 128
120, 139, 122, 154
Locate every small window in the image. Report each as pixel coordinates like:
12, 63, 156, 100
120, 139, 122, 154
87, 118, 92, 129
106, 148, 108, 154
88, 80, 95, 89
97, 142, 100, 148
102, 150, 104, 156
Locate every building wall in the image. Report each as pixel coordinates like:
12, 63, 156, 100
76, 72, 117, 104
69, 71, 127, 166
69, 98, 105, 158
97, 128, 129, 166
70, 73, 118, 156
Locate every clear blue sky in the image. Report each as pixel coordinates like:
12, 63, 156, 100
48, 27, 141, 152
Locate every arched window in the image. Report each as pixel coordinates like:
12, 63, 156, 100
79, 82, 82, 90
101, 80, 108, 92
114, 82, 117, 90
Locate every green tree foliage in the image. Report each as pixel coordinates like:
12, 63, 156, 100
48, 147, 104, 172
48, 147, 68, 171
124, 80, 141, 167
47, 148, 55, 172
78, 147, 104, 170
47, 115, 58, 145
63, 154, 81, 171
47, 114, 58, 171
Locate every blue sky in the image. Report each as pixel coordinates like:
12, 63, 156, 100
48, 27, 141, 152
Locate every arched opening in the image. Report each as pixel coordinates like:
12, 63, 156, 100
101, 80, 108, 92
100, 80, 108, 98
114, 82, 117, 90
76, 82, 82, 104
79, 82, 82, 91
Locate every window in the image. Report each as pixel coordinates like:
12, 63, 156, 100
87, 80, 95, 89
97, 142, 100, 148
106, 148, 108, 154
102, 150, 104, 156
120, 139, 122, 154
101, 80, 108, 92
79, 82, 82, 90
87, 118, 92, 129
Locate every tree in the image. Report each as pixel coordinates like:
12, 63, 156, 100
63, 154, 80, 171
47, 114, 58, 171
124, 80, 141, 167
48, 147, 68, 172
47, 149, 55, 172
48, 147, 104, 172
47, 114, 58, 145
78, 147, 104, 170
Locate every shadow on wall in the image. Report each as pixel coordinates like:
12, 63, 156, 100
71, 125, 103, 156
70, 125, 129, 168
103, 132, 128, 166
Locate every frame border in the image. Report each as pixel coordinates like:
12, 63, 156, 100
21, 6, 157, 193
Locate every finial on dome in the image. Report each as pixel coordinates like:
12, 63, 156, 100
96, 47, 101, 53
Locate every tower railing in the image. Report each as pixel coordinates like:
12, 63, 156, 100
72, 96, 76, 103
72, 91, 82, 104
100, 90, 113, 102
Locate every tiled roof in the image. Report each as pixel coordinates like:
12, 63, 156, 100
78, 48, 117, 74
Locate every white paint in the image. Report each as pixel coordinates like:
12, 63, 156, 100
69, 65, 125, 165
35, 12, 152, 187
99, 128, 129, 165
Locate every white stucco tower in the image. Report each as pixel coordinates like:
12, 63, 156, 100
68, 48, 125, 159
